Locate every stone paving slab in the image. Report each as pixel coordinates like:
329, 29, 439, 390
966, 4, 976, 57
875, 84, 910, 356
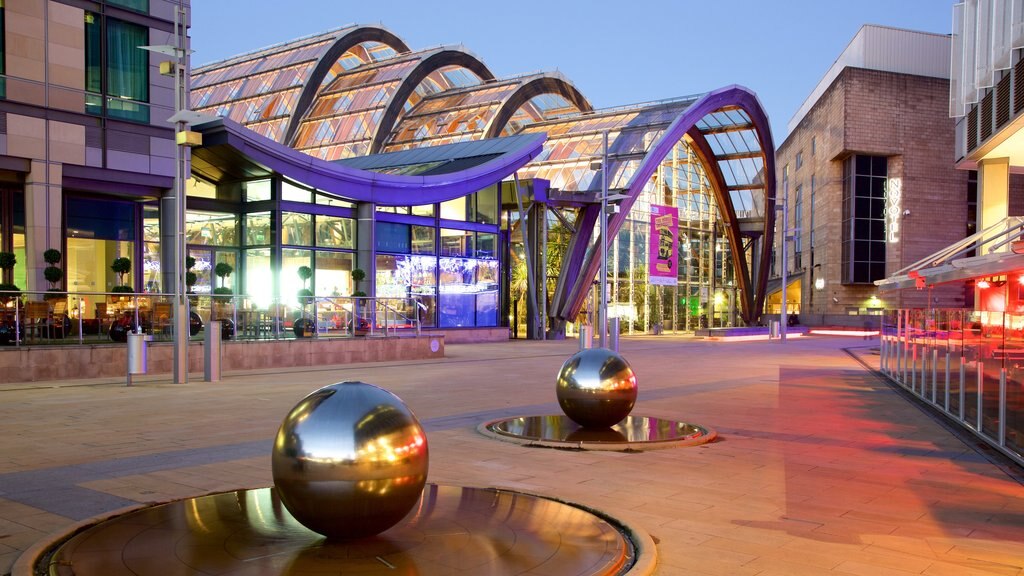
1, 336, 1022, 575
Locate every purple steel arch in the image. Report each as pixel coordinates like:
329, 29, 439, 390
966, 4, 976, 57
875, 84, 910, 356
195, 117, 545, 206
555, 84, 776, 325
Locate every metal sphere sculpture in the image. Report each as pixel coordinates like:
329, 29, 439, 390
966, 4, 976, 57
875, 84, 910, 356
271, 381, 429, 539
556, 348, 638, 428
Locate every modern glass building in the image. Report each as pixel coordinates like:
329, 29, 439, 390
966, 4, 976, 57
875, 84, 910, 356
180, 24, 777, 337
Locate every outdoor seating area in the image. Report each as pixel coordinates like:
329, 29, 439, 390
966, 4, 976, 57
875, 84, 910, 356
0, 292, 423, 347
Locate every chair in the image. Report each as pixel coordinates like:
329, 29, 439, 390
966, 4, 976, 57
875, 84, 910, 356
24, 301, 50, 341
151, 303, 172, 337
50, 300, 68, 338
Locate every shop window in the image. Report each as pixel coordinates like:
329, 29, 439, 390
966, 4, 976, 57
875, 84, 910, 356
376, 254, 437, 327
438, 257, 498, 327
281, 248, 312, 306
314, 251, 354, 296
142, 205, 160, 292
66, 197, 135, 293
244, 248, 272, 308
85, 13, 149, 123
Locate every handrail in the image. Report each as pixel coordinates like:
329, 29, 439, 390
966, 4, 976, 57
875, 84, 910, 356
0, 290, 424, 346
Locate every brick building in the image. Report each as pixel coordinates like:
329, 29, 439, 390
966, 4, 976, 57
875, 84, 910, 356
773, 25, 971, 325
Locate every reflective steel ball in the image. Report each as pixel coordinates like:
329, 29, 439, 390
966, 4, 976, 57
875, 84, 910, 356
556, 348, 638, 428
272, 381, 428, 539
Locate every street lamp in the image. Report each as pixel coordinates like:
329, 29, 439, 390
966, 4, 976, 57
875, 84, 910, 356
591, 131, 628, 350
141, 1, 195, 383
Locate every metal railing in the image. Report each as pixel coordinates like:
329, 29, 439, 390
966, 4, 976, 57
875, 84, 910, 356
0, 290, 422, 347
880, 308, 1024, 467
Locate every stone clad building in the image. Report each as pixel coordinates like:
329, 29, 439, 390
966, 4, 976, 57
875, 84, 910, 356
774, 25, 972, 325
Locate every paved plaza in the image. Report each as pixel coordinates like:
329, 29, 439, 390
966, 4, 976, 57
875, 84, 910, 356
1, 335, 1022, 575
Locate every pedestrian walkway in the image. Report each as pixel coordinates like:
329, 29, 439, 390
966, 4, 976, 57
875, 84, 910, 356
1, 336, 1022, 575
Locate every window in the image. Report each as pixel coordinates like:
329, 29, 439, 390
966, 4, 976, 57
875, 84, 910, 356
809, 175, 816, 248
795, 151, 803, 170
967, 170, 978, 258
107, 0, 149, 12
842, 155, 887, 284
811, 136, 816, 156
66, 196, 136, 293
0, 5, 6, 99
85, 13, 150, 123
793, 184, 802, 271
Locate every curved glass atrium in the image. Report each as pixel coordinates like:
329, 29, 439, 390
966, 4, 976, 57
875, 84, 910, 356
189, 25, 774, 334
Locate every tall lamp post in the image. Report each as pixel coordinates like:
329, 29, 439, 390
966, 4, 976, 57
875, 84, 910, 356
143, 1, 197, 383
591, 131, 628, 349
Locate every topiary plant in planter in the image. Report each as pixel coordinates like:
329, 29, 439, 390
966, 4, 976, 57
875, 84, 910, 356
43, 249, 66, 301
213, 262, 234, 298
185, 256, 197, 294
294, 265, 314, 337
0, 251, 20, 301
111, 257, 133, 293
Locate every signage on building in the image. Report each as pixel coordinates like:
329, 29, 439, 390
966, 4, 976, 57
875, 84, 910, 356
884, 177, 902, 244
648, 205, 678, 286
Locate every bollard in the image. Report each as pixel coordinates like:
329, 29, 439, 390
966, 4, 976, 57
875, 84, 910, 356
205, 320, 222, 382
608, 317, 620, 352
126, 329, 150, 387
770, 320, 780, 339
579, 325, 593, 351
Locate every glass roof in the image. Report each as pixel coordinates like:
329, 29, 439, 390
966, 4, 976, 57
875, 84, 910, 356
382, 74, 587, 153
515, 98, 698, 193
191, 27, 400, 145
514, 97, 769, 219
291, 49, 485, 161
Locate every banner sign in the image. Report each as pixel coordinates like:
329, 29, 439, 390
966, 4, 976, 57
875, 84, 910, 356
648, 205, 678, 286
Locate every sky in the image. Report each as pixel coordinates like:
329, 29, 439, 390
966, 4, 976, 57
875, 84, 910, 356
188, 0, 953, 144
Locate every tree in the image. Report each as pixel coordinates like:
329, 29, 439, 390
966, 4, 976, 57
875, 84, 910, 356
0, 251, 19, 299
43, 249, 64, 298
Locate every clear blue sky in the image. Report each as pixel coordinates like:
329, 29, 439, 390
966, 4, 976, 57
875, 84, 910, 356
190, 0, 952, 143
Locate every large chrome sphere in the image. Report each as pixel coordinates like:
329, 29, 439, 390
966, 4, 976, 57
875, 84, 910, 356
556, 348, 638, 428
272, 381, 429, 539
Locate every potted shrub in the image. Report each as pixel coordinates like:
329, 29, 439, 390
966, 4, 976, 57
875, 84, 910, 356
43, 249, 65, 300
350, 268, 368, 335
213, 262, 234, 299
0, 251, 20, 344
294, 265, 314, 337
212, 262, 235, 340
184, 256, 202, 336
0, 251, 19, 302
111, 257, 133, 294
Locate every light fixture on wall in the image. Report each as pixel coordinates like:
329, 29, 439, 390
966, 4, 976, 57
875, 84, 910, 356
977, 279, 991, 289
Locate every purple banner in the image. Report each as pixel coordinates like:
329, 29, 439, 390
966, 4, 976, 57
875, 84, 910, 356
649, 205, 678, 286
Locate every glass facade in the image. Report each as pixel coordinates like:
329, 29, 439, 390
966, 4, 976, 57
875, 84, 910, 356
842, 155, 887, 284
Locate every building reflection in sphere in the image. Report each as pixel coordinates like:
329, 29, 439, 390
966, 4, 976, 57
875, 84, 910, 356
556, 348, 638, 428
271, 381, 428, 539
